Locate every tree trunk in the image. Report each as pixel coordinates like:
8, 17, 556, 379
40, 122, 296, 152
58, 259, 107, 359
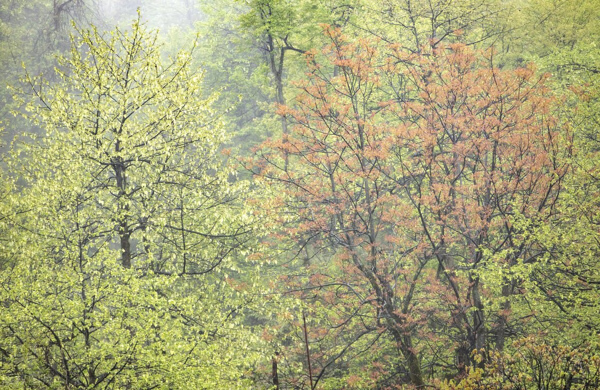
472, 278, 486, 354
272, 352, 280, 390
495, 283, 511, 351
113, 150, 131, 268
390, 327, 425, 388
119, 225, 131, 268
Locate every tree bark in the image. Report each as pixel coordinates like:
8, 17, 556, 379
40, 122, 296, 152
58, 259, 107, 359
389, 327, 424, 388
113, 147, 131, 268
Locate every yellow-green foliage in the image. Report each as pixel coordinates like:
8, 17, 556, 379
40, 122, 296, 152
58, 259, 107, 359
442, 338, 600, 389
0, 16, 263, 389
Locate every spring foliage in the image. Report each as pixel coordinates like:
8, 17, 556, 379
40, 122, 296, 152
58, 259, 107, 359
0, 17, 262, 389
0, 1, 599, 388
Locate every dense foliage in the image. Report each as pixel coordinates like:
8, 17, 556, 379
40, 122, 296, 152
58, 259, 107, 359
1, 0, 599, 389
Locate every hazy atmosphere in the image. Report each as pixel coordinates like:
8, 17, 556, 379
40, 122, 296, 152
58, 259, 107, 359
1, 0, 600, 389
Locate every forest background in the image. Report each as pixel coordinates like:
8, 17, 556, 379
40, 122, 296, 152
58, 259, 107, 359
1, 0, 600, 389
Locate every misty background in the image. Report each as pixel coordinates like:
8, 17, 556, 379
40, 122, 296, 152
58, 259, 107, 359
0, 0, 273, 157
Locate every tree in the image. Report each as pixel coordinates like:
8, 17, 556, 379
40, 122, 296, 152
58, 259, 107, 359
0, 0, 90, 147
195, 0, 356, 158
385, 41, 570, 364
194, 0, 277, 154
237, 0, 334, 135
253, 27, 569, 387
355, 0, 509, 52
226, 0, 356, 139
515, 43, 600, 347
445, 337, 600, 389
499, 0, 600, 64
0, 16, 263, 389
485, 0, 600, 351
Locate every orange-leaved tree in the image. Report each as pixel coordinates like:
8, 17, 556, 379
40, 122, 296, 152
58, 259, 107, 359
385, 41, 570, 373
253, 26, 570, 388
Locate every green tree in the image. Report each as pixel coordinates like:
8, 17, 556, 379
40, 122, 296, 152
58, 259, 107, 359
512, 51, 600, 349
195, 0, 276, 153
355, 0, 509, 51
0, 16, 263, 389
492, 0, 600, 351
195, 0, 359, 158
0, 0, 99, 146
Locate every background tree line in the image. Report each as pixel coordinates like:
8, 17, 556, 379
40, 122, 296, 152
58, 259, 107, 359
0, 0, 599, 389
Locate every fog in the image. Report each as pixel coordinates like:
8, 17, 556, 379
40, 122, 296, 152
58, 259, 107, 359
0, 0, 206, 150
95, 0, 203, 32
